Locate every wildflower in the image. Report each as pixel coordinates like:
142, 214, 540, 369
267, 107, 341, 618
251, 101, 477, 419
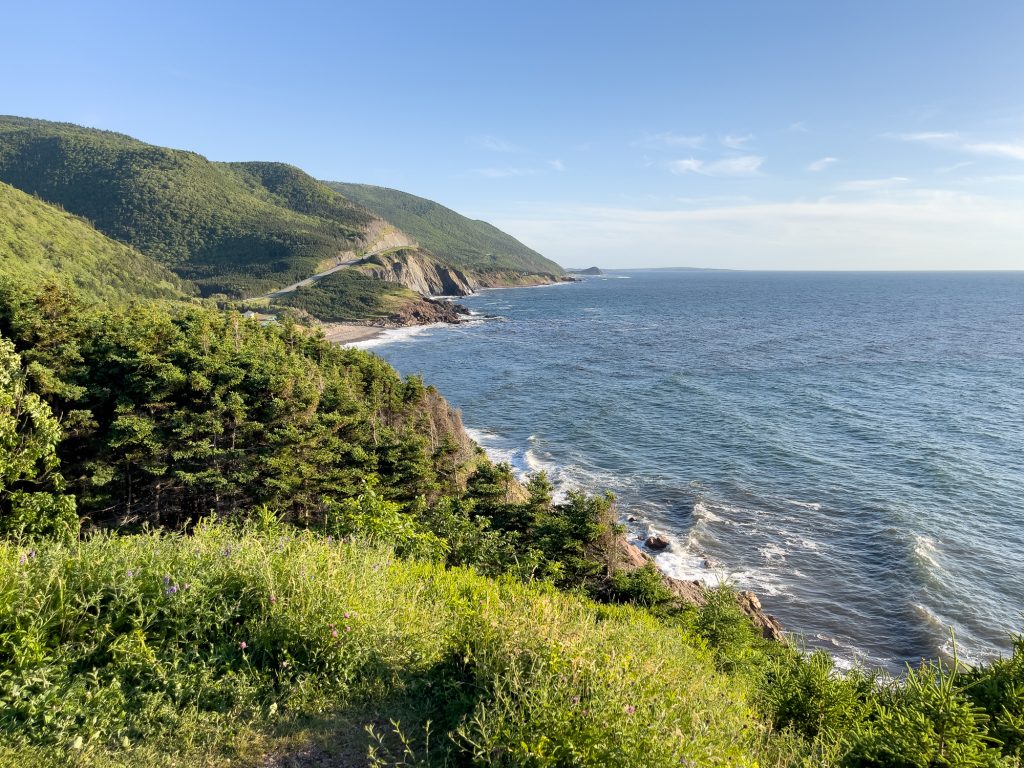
571, 695, 580, 706
345, 626, 351, 632
126, 569, 134, 579
239, 641, 248, 650
28, 549, 35, 559
281, 660, 289, 668
625, 705, 635, 715
331, 629, 339, 638
182, 583, 191, 591
343, 611, 350, 619
163, 575, 171, 585
326, 535, 333, 544
165, 585, 178, 595
270, 594, 277, 604
18, 554, 26, 565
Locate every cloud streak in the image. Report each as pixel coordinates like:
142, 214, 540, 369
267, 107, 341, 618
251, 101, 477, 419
808, 156, 838, 172
892, 132, 1024, 161
472, 135, 522, 153
478, 192, 1024, 271
836, 177, 909, 191
720, 133, 754, 149
669, 155, 764, 177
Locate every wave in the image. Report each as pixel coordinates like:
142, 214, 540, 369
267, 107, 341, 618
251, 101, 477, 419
349, 324, 443, 349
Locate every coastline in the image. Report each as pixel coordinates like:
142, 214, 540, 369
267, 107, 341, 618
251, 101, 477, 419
330, 276, 785, 640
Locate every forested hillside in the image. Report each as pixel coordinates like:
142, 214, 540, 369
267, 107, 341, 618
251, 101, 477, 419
327, 181, 564, 276
0, 117, 565, 315
0, 117, 379, 297
0, 181, 194, 302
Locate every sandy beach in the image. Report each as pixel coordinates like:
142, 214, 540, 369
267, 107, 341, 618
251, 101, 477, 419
320, 323, 386, 345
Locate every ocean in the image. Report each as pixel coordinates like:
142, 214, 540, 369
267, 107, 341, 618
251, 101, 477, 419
357, 270, 1024, 672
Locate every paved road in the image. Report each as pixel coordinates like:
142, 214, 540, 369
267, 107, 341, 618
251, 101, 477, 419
265, 257, 363, 298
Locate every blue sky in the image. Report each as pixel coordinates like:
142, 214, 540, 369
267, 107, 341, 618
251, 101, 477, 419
3, 1, 1024, 269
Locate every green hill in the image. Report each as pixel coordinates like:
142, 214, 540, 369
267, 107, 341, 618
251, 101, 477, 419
0, 116, 379, 298
0, 181, 193, 302
325, 182, 564, 277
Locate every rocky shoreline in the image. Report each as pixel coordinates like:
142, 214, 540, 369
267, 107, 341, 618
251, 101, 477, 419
610, 534, 785, 641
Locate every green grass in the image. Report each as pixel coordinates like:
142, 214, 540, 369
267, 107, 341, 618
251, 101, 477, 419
0, 521, 793, 767
0, 181, 194, 303
324, 182, 564, 276
4, 521, 1020, 767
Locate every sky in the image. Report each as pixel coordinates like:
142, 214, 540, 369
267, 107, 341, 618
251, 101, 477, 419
3, 0, 1024, 270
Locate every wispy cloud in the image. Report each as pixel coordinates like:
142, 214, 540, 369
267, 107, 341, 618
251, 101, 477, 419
891, 132, 1024, 161
472, 135, 522, 153
837, 177, 909, 191
720, 133, 754, 149
808, 156, 838, 172
547, 159, 565, 172
670, 155, 764, 177
634, 132, 706, 150
476, 192, 1024, 270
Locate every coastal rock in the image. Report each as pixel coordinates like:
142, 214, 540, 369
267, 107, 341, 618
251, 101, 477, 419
736, 591, 785, 641
609, 535, 785, 643
645, 535, 671, 551
356, 248, 476, 296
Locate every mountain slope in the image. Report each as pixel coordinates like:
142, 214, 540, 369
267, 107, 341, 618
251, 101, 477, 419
0, 180, 194, 302
0, 116, 382, 298
324, 182, 564, 277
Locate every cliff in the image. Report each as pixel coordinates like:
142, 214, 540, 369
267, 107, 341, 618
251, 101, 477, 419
354, 247, 476, 296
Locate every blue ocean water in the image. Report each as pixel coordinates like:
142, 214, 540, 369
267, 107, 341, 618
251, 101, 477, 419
361, 271, 1024, 671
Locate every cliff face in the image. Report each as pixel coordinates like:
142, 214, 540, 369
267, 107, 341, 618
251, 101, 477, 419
355, 248, 476, 296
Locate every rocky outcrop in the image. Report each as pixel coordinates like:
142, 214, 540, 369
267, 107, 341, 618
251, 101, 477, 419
386, 297, 469, 326
645, 535, 671, 551
355, 248, 476, 296
609, 536, 785, 642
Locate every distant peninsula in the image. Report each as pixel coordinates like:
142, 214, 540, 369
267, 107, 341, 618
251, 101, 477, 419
568, 266, 603, 275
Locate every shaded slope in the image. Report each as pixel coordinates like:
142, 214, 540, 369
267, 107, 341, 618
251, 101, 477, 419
325, 181, 564, 276
0, 181, 193, 302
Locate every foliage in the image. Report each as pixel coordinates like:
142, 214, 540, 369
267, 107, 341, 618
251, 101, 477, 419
325, 182, 565, 276
0, 181, 193, 302
0, 279, 467, 529
0, 337, 76, 537
273, 267, 428, 322
0, 524, 785, 767
0, 116, 376, 298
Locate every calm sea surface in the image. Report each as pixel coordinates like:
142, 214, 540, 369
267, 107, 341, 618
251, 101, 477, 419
360, 271, 1024, 671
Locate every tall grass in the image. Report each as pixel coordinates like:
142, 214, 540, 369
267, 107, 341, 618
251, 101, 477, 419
0, 519, 799, 766
2, 521, 1021, 766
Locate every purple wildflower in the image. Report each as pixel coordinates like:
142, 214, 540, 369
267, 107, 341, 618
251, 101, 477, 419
163, 575, 171, 585
239, 641, 247, 650
18, 554, 26, 565
126, 569, 134, 579
331, 629, 339, 638
166, 585, 178, 595
625, 705, 635, 715
343, 611, 350, 619
345, 626, 351, 633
